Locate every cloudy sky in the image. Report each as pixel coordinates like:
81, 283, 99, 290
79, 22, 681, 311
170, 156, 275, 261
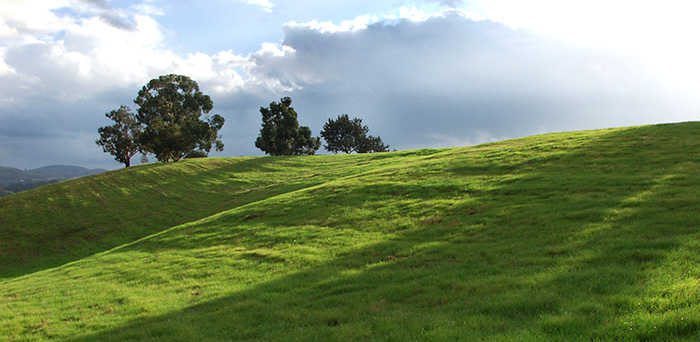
1, 0, 699, 170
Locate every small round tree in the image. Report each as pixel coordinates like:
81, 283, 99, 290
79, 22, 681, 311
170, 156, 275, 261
356, 134, 390, 153
320, 114, 368, 154
96, 105, 141, 167
321, 114, 389, 154
255, 97, 320, 156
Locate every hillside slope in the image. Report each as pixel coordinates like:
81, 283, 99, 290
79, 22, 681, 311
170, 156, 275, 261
2, 122, 700, 341
0, 153, 425, 278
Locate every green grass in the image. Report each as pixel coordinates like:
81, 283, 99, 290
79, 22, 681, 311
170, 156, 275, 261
2, 122, 700, 341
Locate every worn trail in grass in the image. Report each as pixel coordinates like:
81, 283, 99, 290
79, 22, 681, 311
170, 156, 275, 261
2, 122, 700, 341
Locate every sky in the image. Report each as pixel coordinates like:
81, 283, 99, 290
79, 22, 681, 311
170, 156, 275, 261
1, 0, 699, 170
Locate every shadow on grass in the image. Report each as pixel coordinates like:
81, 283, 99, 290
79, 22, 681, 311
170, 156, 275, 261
0, 153, 418, 281
57, 123, 700, 340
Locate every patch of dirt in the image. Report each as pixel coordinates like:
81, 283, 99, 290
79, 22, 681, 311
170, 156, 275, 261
242, 212, 265, 221
381, 255, 397, 262
421, 217, 443, 225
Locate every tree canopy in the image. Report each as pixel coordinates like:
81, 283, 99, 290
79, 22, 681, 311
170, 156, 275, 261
96, 105, 141, 167
320, 114, 367, 154
255, 97, 321, 156
356, 134, 390, 153
321, 114, 389, 154
134, 74, 224, 162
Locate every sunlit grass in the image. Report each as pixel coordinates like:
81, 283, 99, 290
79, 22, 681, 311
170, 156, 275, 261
2, 122, 700, 341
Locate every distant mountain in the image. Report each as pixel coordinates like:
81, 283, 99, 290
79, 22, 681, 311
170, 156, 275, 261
0, 165, 107, 197
30, 165, 108, 179
0, 166, 47, 187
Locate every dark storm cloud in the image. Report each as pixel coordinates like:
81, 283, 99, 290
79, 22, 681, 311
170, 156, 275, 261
238, 11, 685, 152
78, 0, 137, 31
0, 87, 136, 169
99, 12, 137, 31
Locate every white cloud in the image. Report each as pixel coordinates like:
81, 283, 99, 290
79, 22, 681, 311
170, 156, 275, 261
286, 15, 377, 34
0, 48, 15, 76
0, 1, 260, 100
398, 7, 428, 21
477, 0, 700, 97
285, 6, 478, 35
285, 7, 485, 35
0, 0, 72, 38
129, 3, 165, 16
256, 42, 293, 57
0, 16, 17, 36
242, 0, 274, 12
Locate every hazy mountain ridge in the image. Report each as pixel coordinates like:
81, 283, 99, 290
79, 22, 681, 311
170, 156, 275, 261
0, 165, 107, 196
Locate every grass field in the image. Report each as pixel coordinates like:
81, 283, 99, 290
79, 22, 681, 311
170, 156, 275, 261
2, 122, 700, 341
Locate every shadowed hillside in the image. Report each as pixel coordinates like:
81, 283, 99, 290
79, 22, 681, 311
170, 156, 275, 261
2, 122, 700, 341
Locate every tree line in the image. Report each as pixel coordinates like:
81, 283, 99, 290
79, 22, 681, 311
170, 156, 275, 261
97, 74, 225, 167
98, 74, 389, 167
255, 97, 389, 156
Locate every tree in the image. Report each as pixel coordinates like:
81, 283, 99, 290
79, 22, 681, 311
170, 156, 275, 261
96, 105, 141, 167
357, 134, 390, 153
134, 74, 224, 162
255, 97, 321, 156
320, 114, 367, 154
185, 150, 207, 158
320, 114, 390, 154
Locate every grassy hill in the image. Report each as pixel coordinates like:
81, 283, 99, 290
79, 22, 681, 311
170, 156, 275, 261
2, 122, 700, 341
